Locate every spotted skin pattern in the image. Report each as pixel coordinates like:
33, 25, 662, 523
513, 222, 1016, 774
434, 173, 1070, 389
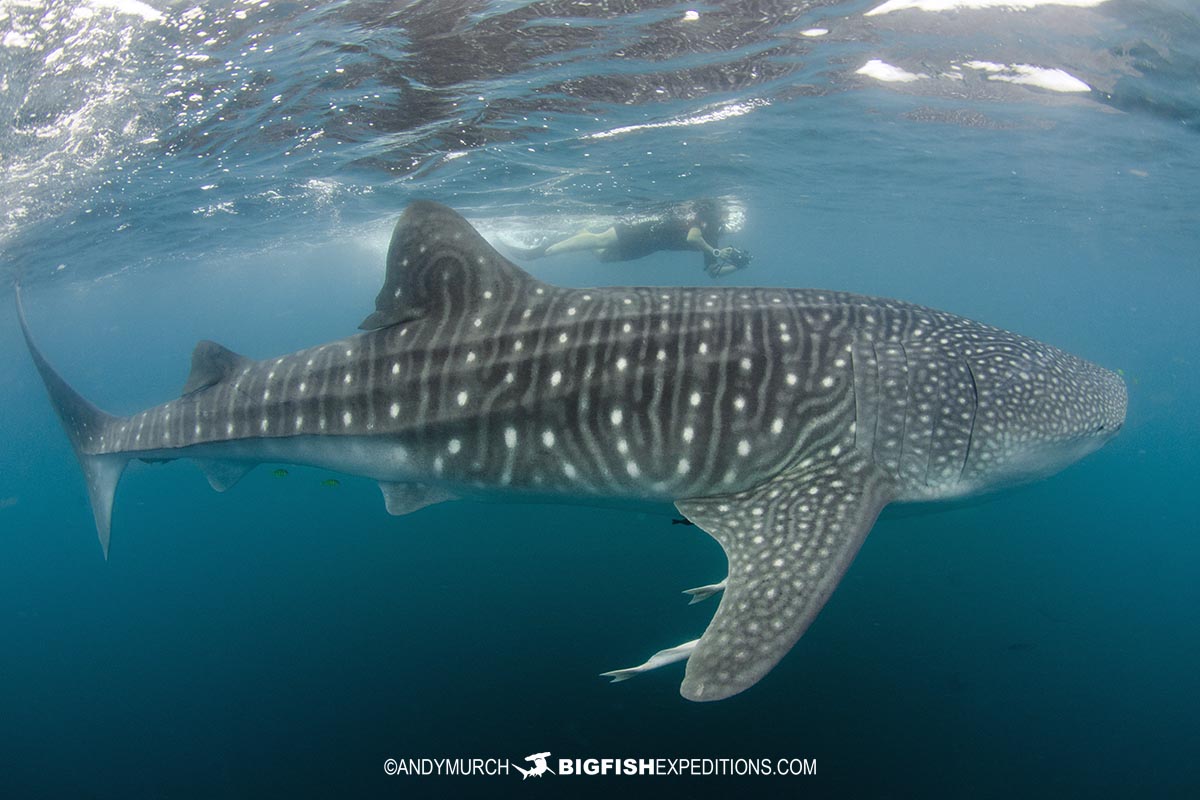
18, 202, 1126, 701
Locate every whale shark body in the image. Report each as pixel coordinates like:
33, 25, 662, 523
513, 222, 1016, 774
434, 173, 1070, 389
18, 201, 1126, 701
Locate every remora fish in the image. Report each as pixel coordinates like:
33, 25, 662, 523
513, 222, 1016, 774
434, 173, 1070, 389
17, 201, 1126, 701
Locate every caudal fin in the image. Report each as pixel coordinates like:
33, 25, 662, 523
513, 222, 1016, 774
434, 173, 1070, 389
16, 285, 127, 558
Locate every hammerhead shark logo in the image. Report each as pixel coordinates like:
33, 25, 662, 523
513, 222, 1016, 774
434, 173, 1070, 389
515, 752, 553, 780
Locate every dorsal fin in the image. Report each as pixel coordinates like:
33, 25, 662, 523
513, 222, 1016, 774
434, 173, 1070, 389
182, 340, 251, 395
360, 201, 547, 330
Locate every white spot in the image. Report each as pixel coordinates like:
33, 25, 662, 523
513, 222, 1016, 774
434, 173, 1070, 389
740, 357, 752, 371
466, 351, 476, 363
616, 357, 628, 371
771, 417, 784, 435
260, 418, 269, 432
550, 370, 562, 387
504, 371, 515, 384
625, 461, 640, 477
473, 318, 483, 328
786, 373, 798, 386
622, 322, 632, 333
559, 332, 569, 344
513, 340, 524, 352
434, 456, 444, 473
504, 427, 517, 448
343, 373, 353, 385
617, 439, 629, 455
389, 402, 400, 418
299, 382, 307, 393
226, 423, 234, 435
542, 430, 556, 448
295, 416, 304, 430
306, 359, 315, 367
677, 458, 690, 475
733, 396, 746, 411
448, 439, 462, 454
657, 349, 667, 361
342, 411, 353, 427
830, 444, 843, 457
567, 307, 577, 316
698, 342, 708, 355
610, 408, 624, 426
483, 290, 493, 300
683, 426, 695, 443
690, 392, 701, 406
737, 440, 751, 456
563, 463, 576, 478
821, 376, 834, 388
457, 390, 469, 406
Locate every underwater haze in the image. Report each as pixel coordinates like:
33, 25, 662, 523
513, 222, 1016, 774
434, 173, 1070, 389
1, 1, 1198, 797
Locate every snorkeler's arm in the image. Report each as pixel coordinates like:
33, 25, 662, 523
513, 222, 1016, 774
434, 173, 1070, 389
685, 225, 718, 257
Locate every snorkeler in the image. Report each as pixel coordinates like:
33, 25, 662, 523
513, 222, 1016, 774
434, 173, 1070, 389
511, 199, 751, 278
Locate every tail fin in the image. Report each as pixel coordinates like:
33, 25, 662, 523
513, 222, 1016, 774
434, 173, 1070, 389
16, 285, 127, 558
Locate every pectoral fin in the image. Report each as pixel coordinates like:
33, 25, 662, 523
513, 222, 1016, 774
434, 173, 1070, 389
675, 452, 894, 701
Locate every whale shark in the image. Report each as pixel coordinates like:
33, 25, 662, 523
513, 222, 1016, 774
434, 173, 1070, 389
17, 201, 1126, 701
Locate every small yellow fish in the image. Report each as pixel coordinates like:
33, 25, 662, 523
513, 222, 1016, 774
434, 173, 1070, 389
321, 478, 341, 488
272, 468, 288, 478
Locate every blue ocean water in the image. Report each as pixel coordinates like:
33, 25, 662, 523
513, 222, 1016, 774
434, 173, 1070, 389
1, 1, 1198, 797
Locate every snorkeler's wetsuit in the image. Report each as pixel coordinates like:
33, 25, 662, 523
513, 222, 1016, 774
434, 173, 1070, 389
604, 204, 723, 263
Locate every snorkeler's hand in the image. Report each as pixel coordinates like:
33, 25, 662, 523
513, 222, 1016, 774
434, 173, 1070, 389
707, 247, 752, 277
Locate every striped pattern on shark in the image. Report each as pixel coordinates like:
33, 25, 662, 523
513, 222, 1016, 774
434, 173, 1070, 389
17, 201, 1126, 701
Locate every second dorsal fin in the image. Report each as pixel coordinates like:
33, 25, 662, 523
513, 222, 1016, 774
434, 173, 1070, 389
182, 340, 251, 395
359, 201, 547, 330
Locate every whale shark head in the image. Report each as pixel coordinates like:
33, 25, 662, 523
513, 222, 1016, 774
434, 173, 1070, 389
959, 338, 1127, 492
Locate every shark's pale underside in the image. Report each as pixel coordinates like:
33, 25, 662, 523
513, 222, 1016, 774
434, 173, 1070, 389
18, 201, 1126, 701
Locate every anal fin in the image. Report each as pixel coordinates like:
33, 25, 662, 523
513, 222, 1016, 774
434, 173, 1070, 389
194, 459, 256, 492
675, 451, 895, 701
379, 481, 456, 516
